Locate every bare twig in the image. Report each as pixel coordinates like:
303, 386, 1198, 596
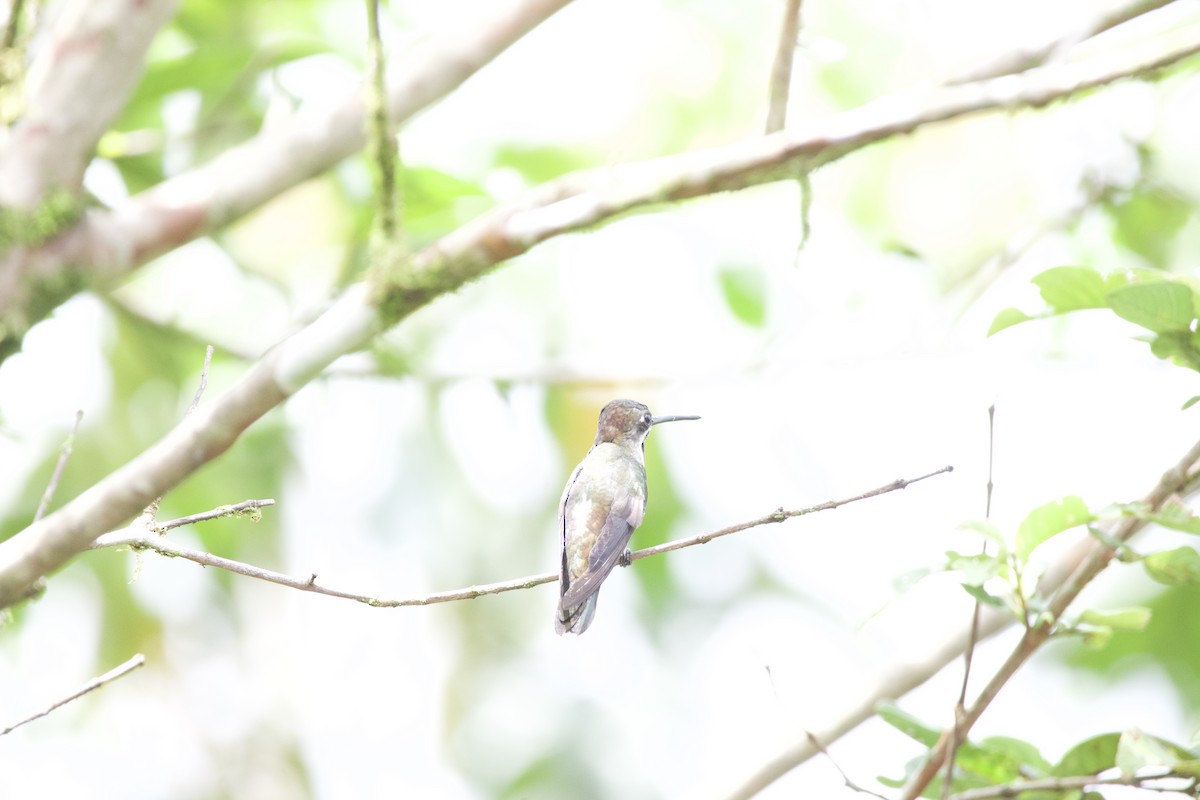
187, 345, 214, 415
948, 0, 1178, 83
631, 466, 953, 561
727, 436, 1200, 800
948, 768, 1192, 800
898, 436, 1200, 799
34, 409, 82, 522
0, 653, 145, 736
765, 0, 803, 133
93, 469, 952, 608
943, 407, 995, 799
364, 0, 400, 241
142, 345, 213, 523
806, 731, 891, 800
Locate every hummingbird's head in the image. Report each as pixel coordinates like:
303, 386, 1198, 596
594, 399, 699, 447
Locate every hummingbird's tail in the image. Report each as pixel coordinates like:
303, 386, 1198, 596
555, 593, 598, 635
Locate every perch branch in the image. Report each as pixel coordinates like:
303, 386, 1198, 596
93, 469, 950, 608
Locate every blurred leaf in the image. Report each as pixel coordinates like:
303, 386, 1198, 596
1146, 330, 1200, 372
1107, 282, 1195, 334
1116, 728, 1184, 775
718, 267, 767, 327
946, 551, 1003, 585
1183, 395, 1200, 411
1054, 733, 1120, 776
876, 700, 940, 747
959, 519, 1007, 554
1033, 266, 1107, 312
1079, 607, 1152, 632
1015, 497, 1093, 561
1108, 187, 1190, 268
1122, 499, 1200, 535
962, 583, 1009, 609
977, 735, 1052, 777
1143, 546, 1200, 586
492, 143, 597, 184
988, 307, 1032, 336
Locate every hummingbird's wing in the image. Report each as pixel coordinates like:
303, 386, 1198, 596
559, 488, 645, 610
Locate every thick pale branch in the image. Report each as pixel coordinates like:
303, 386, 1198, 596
379, 24, 1200, 314
0, 0, 576, 350
1, 29, 1196, 609
0, 0, 178, 209
93, 469, 949, 608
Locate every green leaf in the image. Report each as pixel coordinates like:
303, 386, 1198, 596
1116, 728, 1181, 775
718, 267, 767, 327
1033, 267, 1108, 312
1125, 500, 1200, 535
1054, 733, 1120, 776
1107, 282, 1195, 334
959, 519, 1007, 553
988, 307, 1032, 336
961, 583, 1009, 609
1079, 607, 1152, 632
875, 700, 940, 747
1109, 188, 1190, 268
1143, 546, 1200, 586
978, 735, 1052, 775
947, 551, 1004, 585
1015, 497, 1094, 561
1183, 395, 1200, 411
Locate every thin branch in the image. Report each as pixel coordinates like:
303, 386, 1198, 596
948, 0, 1179, 84
34, 409, 82, 522
187, 345, 214, 415
948, 768, 1192, 800
364, 0, 400, 241
765, 0, 803, 133
142, 345, 213, 523
806, 731, 891, 800
631, 466, 953, 561
93, 469, 952, 608
0, 653, 145, 736
898, 436, 1200, 799
2, 26, 1198, 609
0, 0, 577, 356
0, 0, 178, 209
943, 407, 994, 799
726, 436, 1200, 800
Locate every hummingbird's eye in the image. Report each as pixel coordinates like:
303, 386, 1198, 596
643, 412, 652, 427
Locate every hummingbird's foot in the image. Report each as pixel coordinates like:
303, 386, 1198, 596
618, 548, 633, 567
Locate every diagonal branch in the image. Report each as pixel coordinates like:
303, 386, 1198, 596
92, 469, 950, 607
0, 0, 577, 360
896, 438, 1200, 798
0, 653, 145, 736
0, 0, 178, 209
0, 28, 1197, 609
727, 436, 1200, 800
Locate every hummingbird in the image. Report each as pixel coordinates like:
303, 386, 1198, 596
555, 399, 699, 635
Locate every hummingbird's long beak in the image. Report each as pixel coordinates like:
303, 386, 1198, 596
651, 414, 700, 426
